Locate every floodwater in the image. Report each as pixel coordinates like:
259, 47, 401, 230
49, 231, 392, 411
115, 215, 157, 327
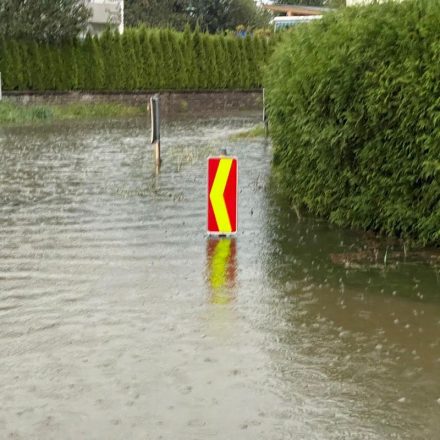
0, 114, 439, 440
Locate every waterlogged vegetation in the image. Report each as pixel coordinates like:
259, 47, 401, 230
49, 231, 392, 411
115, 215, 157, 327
0, 101, 53, 124
0, 101, 145, 125
265, 0, 440, 247
229, 123, 265, 139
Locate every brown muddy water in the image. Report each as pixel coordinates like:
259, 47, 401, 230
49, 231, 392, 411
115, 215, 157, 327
0, 114, 439, 440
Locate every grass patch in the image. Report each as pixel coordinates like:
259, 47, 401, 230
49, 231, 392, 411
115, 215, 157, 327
0, 101, 54, 124
53, 103, 146, 120
229, 124, 266, 140
0, 101, 146, 125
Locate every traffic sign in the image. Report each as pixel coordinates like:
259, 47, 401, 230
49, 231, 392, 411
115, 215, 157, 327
207, 156, 238, 235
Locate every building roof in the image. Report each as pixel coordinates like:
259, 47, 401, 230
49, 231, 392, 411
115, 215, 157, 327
262, 4, 331, 16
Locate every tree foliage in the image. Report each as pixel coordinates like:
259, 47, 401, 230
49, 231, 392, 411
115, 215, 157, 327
125, 0, 190, 29
125, 0, 270, 32
0, 0, 92, 43
0, 27, 273, 92
272, 0, 325, 5
190, 0, 270, 33
271, 0, 346, 7
264, 0, 440, 246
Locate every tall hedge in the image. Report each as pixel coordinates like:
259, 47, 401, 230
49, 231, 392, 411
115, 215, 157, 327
264, 0, 440, 246
0, 27, 270, 92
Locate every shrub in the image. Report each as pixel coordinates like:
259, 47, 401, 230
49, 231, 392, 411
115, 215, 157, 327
121, 30, 138, 90
264, 0, 440, 246
138, 27, 155, 90
0, 27, 270, 92
226, 37, 241, 89
149, 30, 164, 89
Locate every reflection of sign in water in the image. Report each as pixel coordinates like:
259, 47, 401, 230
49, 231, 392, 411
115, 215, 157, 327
207, 157, 238, 235
206, 238, 237, 304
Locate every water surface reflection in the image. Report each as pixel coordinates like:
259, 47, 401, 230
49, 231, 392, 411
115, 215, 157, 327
0, 114, 439, 439
206, 237, 237, 304
259, 187, 440, 439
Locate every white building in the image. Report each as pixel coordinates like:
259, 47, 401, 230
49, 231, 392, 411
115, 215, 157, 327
84, 0, 124, 35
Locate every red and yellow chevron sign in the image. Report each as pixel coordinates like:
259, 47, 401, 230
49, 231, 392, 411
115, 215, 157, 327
207, 156, 238, 234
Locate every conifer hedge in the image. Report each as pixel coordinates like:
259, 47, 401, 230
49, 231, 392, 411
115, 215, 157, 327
264, 0, 440, 246
0, 27, 271, 92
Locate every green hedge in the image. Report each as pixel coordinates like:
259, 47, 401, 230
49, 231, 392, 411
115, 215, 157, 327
0, 27, 272, 91
264, 0, 440, 246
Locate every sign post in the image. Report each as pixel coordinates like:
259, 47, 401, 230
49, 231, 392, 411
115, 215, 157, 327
207, 156, 238, 235
263, 88, 268, 137
150, 94, 160, 170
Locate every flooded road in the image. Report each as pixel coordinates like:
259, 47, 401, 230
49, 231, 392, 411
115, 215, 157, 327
1, 114, 439, 439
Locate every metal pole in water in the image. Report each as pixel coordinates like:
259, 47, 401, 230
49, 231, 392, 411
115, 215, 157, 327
263, 88, 268, 137
150, 94, 161, 170
0, 72, 2, 101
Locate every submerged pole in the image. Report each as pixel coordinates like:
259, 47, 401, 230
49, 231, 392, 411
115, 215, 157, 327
263, 88, 268, 137
150, 94, 161, 170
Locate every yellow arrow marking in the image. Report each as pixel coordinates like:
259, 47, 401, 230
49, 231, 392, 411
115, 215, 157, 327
210, 158, 233, 233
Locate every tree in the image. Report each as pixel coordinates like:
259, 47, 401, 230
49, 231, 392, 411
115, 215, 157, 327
192, 29, 208, 88
125, 0, 190, 30
100, 29, 117, 90
253, 36, 265, 87
204, 36, 218, 89
149, 31, 164, 88
182, 24, 196, 89
0, 0, 92, 43
51, 46, 66, 90
82, 34, 104, 91
159, 30, 174, 88
226, 37, 241, 89
111, 32, 125, 90
237, 38, 250, 89
272, 0, 324, 5
169, 33, 187, 88
243, 35, 258, 88
7, 41, 25, 90
125, 0, 270, 33
121, 30, 139, 90
271, 0, 345, 7
214, 37, 228, 89
61, 40, 78, 90
190, 0, 270, 33
138, 27, 156, 90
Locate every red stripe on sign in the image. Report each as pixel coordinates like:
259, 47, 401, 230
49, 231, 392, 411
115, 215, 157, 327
223, 158, 237, 232
207, 158, 220, 232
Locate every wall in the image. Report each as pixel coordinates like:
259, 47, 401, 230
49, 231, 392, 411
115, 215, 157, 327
3, 90, 263, 114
